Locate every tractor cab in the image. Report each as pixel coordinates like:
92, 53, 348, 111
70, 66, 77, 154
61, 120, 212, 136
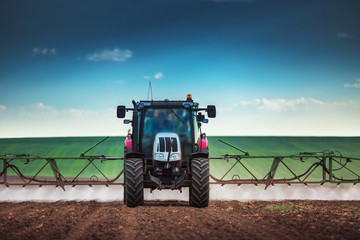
141, 107, 192, 164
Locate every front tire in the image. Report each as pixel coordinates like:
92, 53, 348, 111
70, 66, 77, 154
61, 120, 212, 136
124, 158, 144, 207
189, 158, 209, 208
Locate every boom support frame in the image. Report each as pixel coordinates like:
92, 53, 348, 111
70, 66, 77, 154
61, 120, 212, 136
1, 152, 360, 189
1, 139, 360, 189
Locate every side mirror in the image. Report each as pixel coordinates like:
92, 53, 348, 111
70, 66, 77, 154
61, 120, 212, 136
123, 119, 131, 124
117, 106, 126, 118
207, 105, 216, 118
197, 113, 205, 122
202, 119, 209, 123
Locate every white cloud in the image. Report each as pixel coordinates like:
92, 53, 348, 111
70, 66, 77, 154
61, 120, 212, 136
0, 103, 122, 137
33, 47, 56, 56
26, 102, 58, 118
238, 99, 261, 106
144, 73, 164, 79
154, 72, 164, 79
4, 102, 96, 119
332, 100, 360, 108
1, 99, 359, 137
86, 48, 132, 62
344, 79, 360, 88
213, 98, 360, 136
336, 32, 352, 39
65, 108, 95, 117
237, 97, 325, 112
33, 102, 54, 111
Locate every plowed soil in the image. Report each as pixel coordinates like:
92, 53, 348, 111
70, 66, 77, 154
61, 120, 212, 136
1, 200, 360, 240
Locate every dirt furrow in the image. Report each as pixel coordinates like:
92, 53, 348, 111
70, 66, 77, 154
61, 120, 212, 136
0, 200, 360, 240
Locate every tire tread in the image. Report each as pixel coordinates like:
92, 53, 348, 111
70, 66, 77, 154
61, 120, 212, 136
124, 158, 144, 207
190, 158, 209, 208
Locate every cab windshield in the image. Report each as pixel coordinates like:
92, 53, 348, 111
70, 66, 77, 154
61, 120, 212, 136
141, 108, 193, 159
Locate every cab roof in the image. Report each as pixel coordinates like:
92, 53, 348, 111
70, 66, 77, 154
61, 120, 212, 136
136, 99, 199, 109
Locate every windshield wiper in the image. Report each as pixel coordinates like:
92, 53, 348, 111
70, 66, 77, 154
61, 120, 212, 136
170, 109, 185, 124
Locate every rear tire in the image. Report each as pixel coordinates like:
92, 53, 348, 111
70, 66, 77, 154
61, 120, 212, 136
124, 158, 144, 207
189, 158, 209, 208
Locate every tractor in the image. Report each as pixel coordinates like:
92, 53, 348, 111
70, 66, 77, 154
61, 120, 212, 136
117, 94, 216, 207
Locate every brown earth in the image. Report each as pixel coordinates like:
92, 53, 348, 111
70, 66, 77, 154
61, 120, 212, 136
0, 200, 360, 240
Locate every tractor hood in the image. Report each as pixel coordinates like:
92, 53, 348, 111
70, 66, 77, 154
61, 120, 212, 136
153, 132, 181, 162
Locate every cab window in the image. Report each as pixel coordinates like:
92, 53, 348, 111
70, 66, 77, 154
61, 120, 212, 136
141, 108, 192, 159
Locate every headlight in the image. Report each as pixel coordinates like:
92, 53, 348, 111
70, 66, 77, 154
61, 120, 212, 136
170, 153, 180, 160
154, 153, 164, 160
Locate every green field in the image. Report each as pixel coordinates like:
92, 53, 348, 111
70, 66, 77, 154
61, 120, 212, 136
0, 137, 123, 179
208, 137, 360, 182
1, 137, 360, 182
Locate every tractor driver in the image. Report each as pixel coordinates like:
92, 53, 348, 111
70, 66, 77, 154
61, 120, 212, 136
153, 110, 173, 133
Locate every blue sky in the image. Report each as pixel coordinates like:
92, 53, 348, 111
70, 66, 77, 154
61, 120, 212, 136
0, 0, 359, 137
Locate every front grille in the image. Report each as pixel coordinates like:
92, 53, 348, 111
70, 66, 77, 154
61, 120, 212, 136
171, 137, 178, 152
158, 137, 178, 152
159, 137, 165, 152
165, 137, 171, 152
